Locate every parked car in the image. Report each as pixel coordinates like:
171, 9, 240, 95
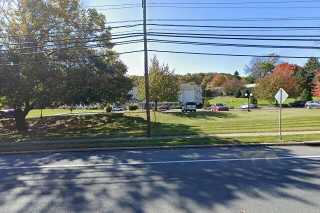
111, 106, 124, 112
240, 104, 257, 110
0, 109, 16, 119
159, 104, 170, 111
288, 100, 307, 108
305, 101, 320, 109
211, 103, 229, 112
182, 102, 197, 113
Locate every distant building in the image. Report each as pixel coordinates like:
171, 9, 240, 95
245, 84, 256, 89
128, 87, 139, 102
179, 83, 203, 105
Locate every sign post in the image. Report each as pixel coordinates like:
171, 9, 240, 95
275, 88, 289, 141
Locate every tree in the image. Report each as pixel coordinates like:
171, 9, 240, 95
138, 56, 179, 110
222, 79, 245, 96
254, 63, 299, 101
244, 75, 255, 84
245, 54, 280, 80
234, 70, 241, 80
313, 71, 320, 97
0, 0, 131, 131
208, 74, 228, 88
295, 57, 320, 101
201, 75, 212, 98
235, 89, 242, 98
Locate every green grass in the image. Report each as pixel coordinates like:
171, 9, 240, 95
234, 134, 320, 144
135, 108, 320, 136
27, 109, 105, 118
2, 108, 320, 143
0, 113, 147, 142
208, 96, 296, 108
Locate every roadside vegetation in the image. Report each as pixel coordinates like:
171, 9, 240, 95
1, 109, 320, 143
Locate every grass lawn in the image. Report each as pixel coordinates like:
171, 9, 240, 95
27, 109, 105, 118
208, 96, 296, 108
1, 108, 320, 143
136, 108, 320, 136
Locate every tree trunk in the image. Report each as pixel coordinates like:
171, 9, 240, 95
15, 109, 27, 132
154, 100, 158, 111
40, 108, 43, 119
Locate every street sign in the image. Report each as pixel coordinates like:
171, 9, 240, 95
275, 88, 289, 104
275, 88, 289, 141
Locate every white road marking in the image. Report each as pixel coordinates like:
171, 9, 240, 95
0, 155, 320, 170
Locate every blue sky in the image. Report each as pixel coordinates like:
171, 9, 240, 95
82, 0, 320, 76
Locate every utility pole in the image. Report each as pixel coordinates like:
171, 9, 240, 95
142, 0, 151, 137
279, 90, 283, 141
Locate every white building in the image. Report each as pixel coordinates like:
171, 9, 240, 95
128, 87, 139, 102
245, 84, 256, 89
179, 83, 203, 105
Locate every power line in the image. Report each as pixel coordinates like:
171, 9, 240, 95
147, 38, 320, 49
107, 17, 320, 24
0, 34, 143, 49
145, 27, 320, 32
148, 23, 320, 29
2, 48, 320, 65
147, 5, 320, 9
4, 23, 320, 40
149, 34, 320, 42
0, 39, 144, 54
3, 36, 320, 54
148, 31, 320, 38
95, 47, 320, 59
148, 26, 320, 32
0, 24, 142, 39
148, 17, 320, 22
148, 49, 320, 59
147, 0, 320, 5
6, 31, 320, 48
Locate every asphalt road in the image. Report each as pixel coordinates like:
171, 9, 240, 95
0, 146, 320, 213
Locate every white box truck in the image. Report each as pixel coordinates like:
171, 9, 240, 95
179, 83, 203, 112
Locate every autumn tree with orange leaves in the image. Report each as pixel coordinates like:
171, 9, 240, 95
313, 71, 320, 97
254, 63, 300, 101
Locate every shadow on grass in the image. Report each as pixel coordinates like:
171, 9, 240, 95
164, 111, 236, 119
0, 146, 319, 212
0, 113, 208, 142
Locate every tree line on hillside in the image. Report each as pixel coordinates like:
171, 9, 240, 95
246, 55, 320, 102
0, 0, 132, 131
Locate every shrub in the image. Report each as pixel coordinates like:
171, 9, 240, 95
128, 105, 138, 111
235, 89, 242, 98
250, 97, 258, 105
105, 105, 112, 113
203, 99, 211, 108
299, 88, 313, 101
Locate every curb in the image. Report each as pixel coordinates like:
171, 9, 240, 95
1, 140, 320, 155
